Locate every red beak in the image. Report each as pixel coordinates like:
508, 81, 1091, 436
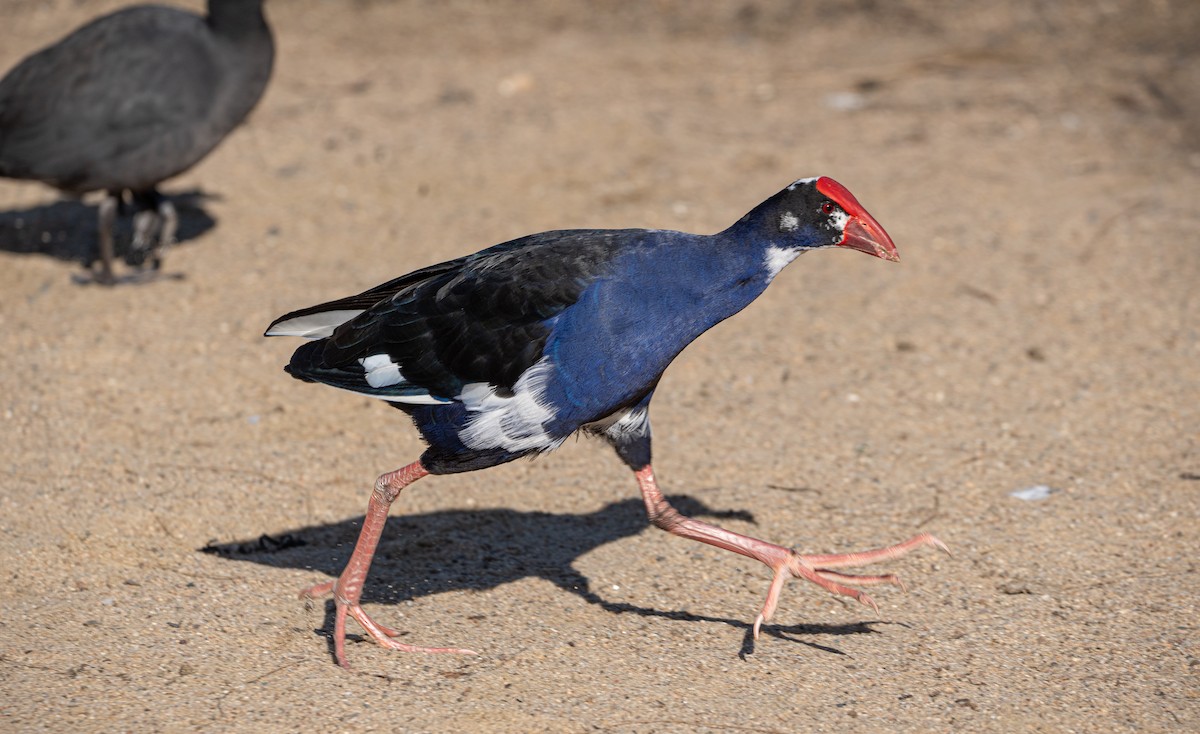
840, 213, 899, 262
816, 177, 899, 262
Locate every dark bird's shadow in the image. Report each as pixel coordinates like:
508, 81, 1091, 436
0, 189, 216, 279
202, 495, 889, 660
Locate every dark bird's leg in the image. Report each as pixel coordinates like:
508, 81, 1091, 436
93, 192, 119, 285
300, 460, 476, 668
154, 197, 177, 270
130, 188, 176, 271
130, 208, 156, 263
633, 465, 948, 637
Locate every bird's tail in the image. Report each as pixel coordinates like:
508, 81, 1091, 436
283, 340, 325, 383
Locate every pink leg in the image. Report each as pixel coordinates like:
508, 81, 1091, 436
300, 461, 476, 668
633, 465, 948, 639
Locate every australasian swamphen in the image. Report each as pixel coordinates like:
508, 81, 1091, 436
265, 176, 948, 668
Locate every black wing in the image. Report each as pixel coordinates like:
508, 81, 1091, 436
271, 229, 640, 401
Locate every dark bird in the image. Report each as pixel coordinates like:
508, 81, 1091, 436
266, 177, 948, 668
0, 0, 274, 284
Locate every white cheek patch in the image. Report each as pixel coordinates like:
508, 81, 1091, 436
830, 208, 849, 233
359, 353, 404, 388
779, 211, 800, 232
764, 245, 803, 280
459, 357, 563, 454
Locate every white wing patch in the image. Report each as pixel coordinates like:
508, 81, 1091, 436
264, 309, 365, 339
359, 353, 404, 388
458, 358, 563, 454
313, 353, 447, 405
764, 245, 804, 280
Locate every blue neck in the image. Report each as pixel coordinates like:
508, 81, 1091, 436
541, 229, 779, 424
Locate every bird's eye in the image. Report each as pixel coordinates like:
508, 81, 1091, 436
820, 202, 836, 215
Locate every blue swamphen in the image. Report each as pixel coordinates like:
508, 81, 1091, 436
266, 176, 947, 667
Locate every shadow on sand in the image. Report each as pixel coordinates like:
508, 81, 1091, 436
203, 494, 893, 661
0, 188, 217, 280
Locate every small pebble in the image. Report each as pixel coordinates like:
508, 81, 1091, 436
824, 91, 866, 111
1010, 485, 1056, 501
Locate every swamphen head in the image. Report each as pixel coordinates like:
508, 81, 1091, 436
730, 176, 898, 278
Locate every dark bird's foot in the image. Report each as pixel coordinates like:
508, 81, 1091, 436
753, 532, 950, 638
75, 262, 116, 286
73, 265, 183, 287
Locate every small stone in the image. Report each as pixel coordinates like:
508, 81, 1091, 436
825, 91, 866, 111
1010, 485, 1056, 501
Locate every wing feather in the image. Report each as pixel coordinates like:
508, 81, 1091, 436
270, 230, 639, 403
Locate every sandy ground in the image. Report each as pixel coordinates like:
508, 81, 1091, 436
1, 1, 1198, 731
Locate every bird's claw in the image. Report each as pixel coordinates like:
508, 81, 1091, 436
751, 533, 947, 639
89, 266, 116, 286
299, 579, 335, 600
299, 578, 477, 668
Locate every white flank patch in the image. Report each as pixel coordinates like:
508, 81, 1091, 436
764, 245, 803, 280
265, 309, 365, 339
779, 211, 800, 232
787, 176, 817, 191
359, 353, 404, 388
603, 407, 650, 442
459, 358, 562, 453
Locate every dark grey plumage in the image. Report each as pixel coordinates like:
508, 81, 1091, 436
0, 0, 274, 283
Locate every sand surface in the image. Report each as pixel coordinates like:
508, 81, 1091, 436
1, 1, 1198, 731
